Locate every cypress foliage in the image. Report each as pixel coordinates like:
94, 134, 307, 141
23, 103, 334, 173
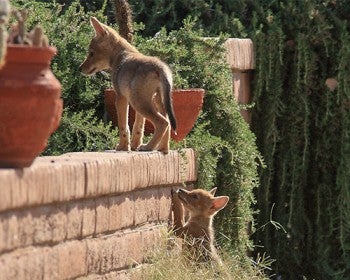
249, 1, 350, 278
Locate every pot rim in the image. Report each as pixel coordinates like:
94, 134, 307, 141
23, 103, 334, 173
7, 44, 57, 51
5, 44, 57, 64
105, 87, 205, 93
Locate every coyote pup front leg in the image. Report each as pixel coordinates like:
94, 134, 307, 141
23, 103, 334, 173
115, 93, 130, 151
171, 189, 185, 235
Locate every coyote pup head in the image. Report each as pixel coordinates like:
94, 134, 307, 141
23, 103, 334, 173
79, 17, 119, 75
176, 188, 229, 217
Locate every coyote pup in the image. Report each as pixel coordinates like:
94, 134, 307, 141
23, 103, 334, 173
80, 17, 176, 153
171, 188, 229, 263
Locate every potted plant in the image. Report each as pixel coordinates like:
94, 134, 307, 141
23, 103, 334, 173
104, 87, 204, 142
0, 4, 63, 168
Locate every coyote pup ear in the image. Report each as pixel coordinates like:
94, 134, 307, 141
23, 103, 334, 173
90, 17, 108, 37
211, 196, 229, 212
209, 187, 217, 196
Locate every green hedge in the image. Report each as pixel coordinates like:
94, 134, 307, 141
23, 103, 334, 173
247, 1, 350, 279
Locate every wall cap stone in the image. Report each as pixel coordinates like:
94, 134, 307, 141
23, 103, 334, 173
0, 149, 196, 212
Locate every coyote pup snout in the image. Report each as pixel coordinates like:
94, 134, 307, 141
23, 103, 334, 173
80, 17, 176, 153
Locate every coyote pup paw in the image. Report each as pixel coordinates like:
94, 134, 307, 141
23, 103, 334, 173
138, 144, 153, 152
115, 143, 130, 151
171, 189, 177, 197
171, 189, 180, 202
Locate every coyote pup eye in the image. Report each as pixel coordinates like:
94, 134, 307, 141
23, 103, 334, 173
191, 194, 198, 200
89, 51, 94, 57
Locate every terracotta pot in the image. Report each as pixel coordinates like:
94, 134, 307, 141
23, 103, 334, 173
171, 89, 205, 141
0, 45, 63, 168
104, 88, 205, 142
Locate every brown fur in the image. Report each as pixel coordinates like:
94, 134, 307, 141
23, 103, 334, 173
79, 17, 176, 153
171, 188, 229, 263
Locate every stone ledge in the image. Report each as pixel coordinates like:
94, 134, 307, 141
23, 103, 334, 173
0, 149, 196, 212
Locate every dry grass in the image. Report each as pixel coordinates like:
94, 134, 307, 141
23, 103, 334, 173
135, 231, 270, 280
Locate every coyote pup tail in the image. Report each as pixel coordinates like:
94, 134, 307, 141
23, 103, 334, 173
162, 73, 177, 132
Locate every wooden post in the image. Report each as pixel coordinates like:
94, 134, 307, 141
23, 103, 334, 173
224, 38, 255, 124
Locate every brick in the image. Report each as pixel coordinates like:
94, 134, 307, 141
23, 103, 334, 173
130, 154, 148, 188
27, 248, 46, 280
85, 161, 99, 196
5, 213, 19, 250
32, 206, 52, 244
58, 164, 71, 201
42, 168, 61, 205
10, 178, 28, 210
158, 187, 173, 222
145, 189, 160, 222
48, 205, 67, 242
71, 162, 86, 198
0, 252, 24, 280
164, 152, 176, 184
0, 171, 14, 211
0, 214, 7, 253
109, 194, 134, 231
1, 204, 68, 253
56, 160, 87, 201
27, 167, 46, 206
98, 159, 113, 195
0, 248, 45, 280
87, 235, 123, 273
1, 210, 36, 253
86, 239, 102, 274
95, 197, 109, 234
67, 202, 83, 239
17, 211, 35, 248
82, 199, 96, 237
43, 247, 59, 280
57, 240, 87, 279
108, 196, 120, 231
120, 230, 143, 267
116, 157, 132, 193
99, 237, 116, 274
134, 188, 159, 225
86, 230, 144, 274
141, 225, 166, 257
108, 159, 119, 194
133, 191, 148, 226
77, 270, 133, 280
0, 252, 16, 279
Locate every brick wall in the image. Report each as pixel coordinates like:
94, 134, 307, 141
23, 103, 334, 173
0, 149, 196, 279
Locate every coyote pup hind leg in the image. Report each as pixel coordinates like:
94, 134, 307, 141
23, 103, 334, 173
130, 111, 145, 150
131, 92, 170, 153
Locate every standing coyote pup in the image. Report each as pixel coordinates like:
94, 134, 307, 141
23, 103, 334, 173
80, 17, 176, 153
171, 188, 229, 263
